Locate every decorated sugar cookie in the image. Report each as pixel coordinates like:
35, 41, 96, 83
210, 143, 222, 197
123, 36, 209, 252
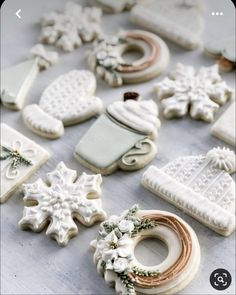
39, 2, 102, 52
211, 102, 235, 146
0, 123, 50, 203
22, 70, 103, 139
130, 0, 204, 50
154, 63, 233, 122
90, 0, 138, 13
91, 204, 200, 295
19, 162, 107, 246
142, 147, 236, 236
74, 92, 160, 175
88, 30, 169, 87
1, 45, 58, 110
205, 36, 236, 72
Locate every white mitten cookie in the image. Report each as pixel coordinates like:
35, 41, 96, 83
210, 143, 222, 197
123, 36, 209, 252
22, 70, 103, 139
91, 205, 200, 295
19, 162, 107, 246
142, 147, 236, 236
0, 123, 50, 203
88, 30, 169, 87
1, 45, 58, 110
205, 36, 236, 72
74, 92, 160, 175
154, 63, 233, 122
211, 102, 235, 146
130, 0, 204, 50
39, 2, 102, 52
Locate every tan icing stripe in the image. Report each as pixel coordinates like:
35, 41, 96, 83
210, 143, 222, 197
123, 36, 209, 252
129, 214, 192, 288
117, 31, 159, 73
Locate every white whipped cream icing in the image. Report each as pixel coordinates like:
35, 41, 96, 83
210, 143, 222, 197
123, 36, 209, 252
107, 99, 160, 139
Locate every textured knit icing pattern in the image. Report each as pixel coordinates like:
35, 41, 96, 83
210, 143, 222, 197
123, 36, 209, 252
39, 70, 103, 123
154, 63, 233, 122
19, 162, 106, 246
162, 153, 235, 212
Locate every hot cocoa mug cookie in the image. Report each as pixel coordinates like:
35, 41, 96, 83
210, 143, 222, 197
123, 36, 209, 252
91, 205, 200, 295
74, 92, 160, 175
88, 30, 169, 87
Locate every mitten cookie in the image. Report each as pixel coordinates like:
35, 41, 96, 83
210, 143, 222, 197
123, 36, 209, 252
0, 123, 50, 203
130, 0, 204, 50
39, 2, 102, 52
1, 45, 58, 110
154, 63, 233, 122
22, 70, 103, 139
74, 92, 160, 175
88, 30, 169, 87
142, 147, 236, 236
91, 205, 200, 295
19, 162, 107, 246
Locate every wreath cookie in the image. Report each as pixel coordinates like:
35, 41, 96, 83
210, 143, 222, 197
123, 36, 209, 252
88, 30, 169, 87
91, 205, 200, 295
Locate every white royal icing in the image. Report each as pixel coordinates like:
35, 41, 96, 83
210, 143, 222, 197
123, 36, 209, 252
39, 2, 102, 52
141, 147, 236, 236
154, 63, 233, 122
19, 162, 107, 246
107, 99, 160, 139
130, 0, 204, 50
30, 44, 59, 70
22, 70, 103, 138
211, 102, 235, 146
91, 205, 200, 294
0, 123, 49, 203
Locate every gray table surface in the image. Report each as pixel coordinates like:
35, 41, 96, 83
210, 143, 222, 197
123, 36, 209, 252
1, 0, 235, 294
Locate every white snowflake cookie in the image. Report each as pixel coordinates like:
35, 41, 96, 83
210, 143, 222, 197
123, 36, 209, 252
22, 70, 103, 139
1, 123, 50, 203
1, 45, 58, 110
130, 0, 204, 50
141, 147, 236, 236
91, 205, 200, 295
88, 30, 169, 87
19, 162, 107, 246
39, 2, 102, 52
74, 92, 160, 175
154, 63, 233, 122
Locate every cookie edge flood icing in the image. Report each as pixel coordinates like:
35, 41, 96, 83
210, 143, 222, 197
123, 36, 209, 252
91, 207, 200, 295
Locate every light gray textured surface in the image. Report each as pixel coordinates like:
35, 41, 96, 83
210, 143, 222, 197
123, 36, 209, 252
1, 0, 235, 294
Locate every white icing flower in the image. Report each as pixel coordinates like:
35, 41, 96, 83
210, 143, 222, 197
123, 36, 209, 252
118, 220, 134, 233
112, 257, 129, 273
206, 147, 235, 174
97, 232, 132, 262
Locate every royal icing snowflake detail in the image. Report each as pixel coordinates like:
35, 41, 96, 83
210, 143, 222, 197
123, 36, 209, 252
19, 162, 106, 246
154, 63, 233, 122
39, 2, 102, 52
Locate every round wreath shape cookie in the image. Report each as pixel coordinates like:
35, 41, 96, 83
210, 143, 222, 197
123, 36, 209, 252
91, 205, 200, 295
88, 30, 169, 87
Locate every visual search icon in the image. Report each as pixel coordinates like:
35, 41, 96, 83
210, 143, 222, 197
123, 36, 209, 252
210, 268, 232, 290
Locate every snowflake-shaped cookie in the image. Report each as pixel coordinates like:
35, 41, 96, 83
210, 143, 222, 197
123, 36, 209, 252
19, 162, 107, 246
39, 2, 102, 52
154, 63, 233, 122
